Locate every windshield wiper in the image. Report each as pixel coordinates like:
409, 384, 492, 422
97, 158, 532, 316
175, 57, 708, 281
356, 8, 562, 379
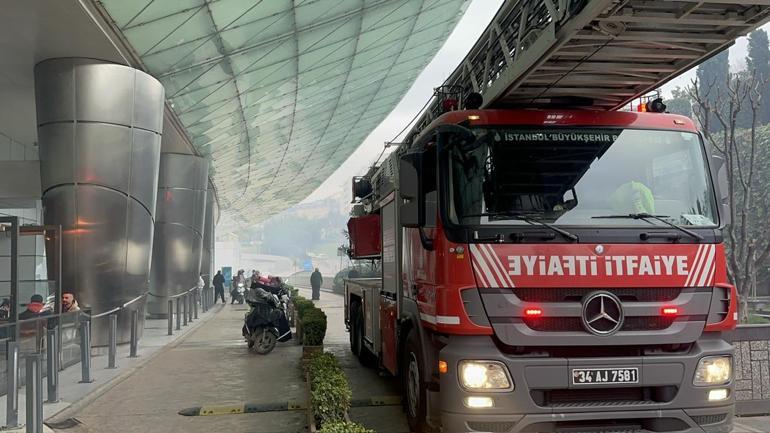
463, 212, 578, 241
591, 213, 704, 241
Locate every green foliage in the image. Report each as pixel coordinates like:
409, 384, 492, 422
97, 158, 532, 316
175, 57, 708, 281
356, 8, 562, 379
318, 421, 375, 433
292, 295, 328, 345
309, 352, 352, 427
696, 49, 730, 133
293, 296, 315, 319
302, 307, 327, 346
747, 29, 770, 125
746, 314, 770, 325
665, 86, 693, 118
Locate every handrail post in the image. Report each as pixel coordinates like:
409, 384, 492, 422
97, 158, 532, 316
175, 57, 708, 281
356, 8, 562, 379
129, 309, 138, 358
26, 354, 43, 433
5, 340, 19, 428
176, 297, 181, 330
46, 327, 59, 402
167, 300, 173, 335
202, 287, 207, 313
187, 293, 193, 323
193, 289, 199, 319
183, 295, 188, 327
79, 319, 93, 383
108, 314, 117, 368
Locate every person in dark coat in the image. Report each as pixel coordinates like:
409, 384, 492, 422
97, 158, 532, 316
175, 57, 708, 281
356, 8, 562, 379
310, 268, 322, 300
213, 270, 226, 304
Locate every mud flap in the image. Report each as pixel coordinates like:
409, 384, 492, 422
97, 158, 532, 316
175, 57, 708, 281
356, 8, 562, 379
426, 389, 441, 428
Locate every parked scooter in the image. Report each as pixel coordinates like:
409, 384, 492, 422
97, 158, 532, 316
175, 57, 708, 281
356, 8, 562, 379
232, 282, 245, 304
242, 290, 291, 354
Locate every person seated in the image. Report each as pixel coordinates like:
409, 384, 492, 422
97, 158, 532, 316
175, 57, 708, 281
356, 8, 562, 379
608, 180, 656, 215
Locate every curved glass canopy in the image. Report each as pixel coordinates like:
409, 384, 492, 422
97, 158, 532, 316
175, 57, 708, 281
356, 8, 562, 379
100, 0, 470, 225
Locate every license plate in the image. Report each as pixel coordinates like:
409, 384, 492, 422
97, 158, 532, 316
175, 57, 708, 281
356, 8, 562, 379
571, 367, 639, 385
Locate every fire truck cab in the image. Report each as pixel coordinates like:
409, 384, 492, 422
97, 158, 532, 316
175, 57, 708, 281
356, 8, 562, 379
345, 107, 737, 433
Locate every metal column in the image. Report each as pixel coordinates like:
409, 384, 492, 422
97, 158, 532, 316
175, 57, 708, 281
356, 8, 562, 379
79, 320, 92, 383
108, 315, 117, 368
26, 355, 43, 433
167, 300, 173, 335
46, 328, 59, 402
5, 340, 18, 428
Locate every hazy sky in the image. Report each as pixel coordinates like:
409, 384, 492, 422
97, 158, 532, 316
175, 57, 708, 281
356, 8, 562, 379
300, 3, 768, 203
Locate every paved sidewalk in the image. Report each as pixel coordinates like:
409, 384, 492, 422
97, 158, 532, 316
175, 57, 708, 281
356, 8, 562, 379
296, 287, 410, 433
0, 303, 219, 432
48, 303, 306, 433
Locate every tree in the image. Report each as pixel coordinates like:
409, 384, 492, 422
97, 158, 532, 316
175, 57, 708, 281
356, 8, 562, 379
665, 86, 693, 117
690, 71, 770, 320
696, 49, 730, 132
747, 29, 770, 124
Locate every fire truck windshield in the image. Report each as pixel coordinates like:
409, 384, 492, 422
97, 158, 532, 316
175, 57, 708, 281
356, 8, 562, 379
447, 127, 718, 228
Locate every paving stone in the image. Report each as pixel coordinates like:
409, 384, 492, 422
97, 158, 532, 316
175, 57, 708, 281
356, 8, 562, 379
735, 344, 743, 380
736, 390, 753, 400
762, 360, 770, 399
737, 379, 754, 391
752, 360, 762, 398
742, 342, 753, 379
752, 350, 768, 361
750, 340, 768, 351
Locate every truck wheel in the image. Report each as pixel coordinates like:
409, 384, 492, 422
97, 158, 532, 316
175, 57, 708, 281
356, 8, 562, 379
353, 307, 376, 366
403, 330, 428, 433
350, 303, 362, 356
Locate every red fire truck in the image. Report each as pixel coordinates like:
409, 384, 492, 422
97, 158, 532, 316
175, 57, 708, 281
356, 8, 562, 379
344, 104, 737, 433
339, 0, 770, 431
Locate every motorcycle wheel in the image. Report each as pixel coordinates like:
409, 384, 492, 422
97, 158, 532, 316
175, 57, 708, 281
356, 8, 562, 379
252, 328, 277, 354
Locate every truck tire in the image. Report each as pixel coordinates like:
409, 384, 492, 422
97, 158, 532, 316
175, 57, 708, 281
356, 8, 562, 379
403, 330, 428, 433
350, 303, 361, 356
353, 307, 376, 366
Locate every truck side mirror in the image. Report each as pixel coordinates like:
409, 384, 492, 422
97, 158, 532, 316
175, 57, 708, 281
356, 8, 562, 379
712, 155, 731, 226
399, 152, 423, 228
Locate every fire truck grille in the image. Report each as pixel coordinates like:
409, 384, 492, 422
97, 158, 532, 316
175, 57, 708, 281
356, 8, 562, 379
513, 287, 681, 303
532, 386, 677, 408
524, 316, 675, 332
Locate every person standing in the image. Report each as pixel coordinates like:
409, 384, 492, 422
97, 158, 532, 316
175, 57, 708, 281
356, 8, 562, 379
62, 292, 80, 312
213, 270, 226, 304
310, 268, 322, 301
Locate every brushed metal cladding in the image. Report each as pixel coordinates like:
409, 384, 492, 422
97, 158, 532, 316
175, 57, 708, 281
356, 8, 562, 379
200, 186, 215, 287
147, 153, 208, 318
35, 58, 164, 345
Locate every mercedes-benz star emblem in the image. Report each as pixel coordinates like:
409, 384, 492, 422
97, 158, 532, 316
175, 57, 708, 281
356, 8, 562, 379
581, 291, 624, 336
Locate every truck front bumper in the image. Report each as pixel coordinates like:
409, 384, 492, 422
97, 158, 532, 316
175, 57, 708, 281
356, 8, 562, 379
438, 335, 734, 433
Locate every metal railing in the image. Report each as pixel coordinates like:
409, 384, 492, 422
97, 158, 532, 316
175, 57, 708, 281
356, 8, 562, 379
0, 281, 219, 432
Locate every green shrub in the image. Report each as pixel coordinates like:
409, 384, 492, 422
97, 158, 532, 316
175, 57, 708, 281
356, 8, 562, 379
293, 296, 315, 319
309, 352, 352, 427
318, 421, 375, 433
302, 307, 327, 346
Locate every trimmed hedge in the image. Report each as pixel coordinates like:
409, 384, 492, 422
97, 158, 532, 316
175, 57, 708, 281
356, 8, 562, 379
302, 308, 327, 346
308, 352, 375, 432
292, 294, 327, 346
309, 352, 350, 425
318, 421, 375, 433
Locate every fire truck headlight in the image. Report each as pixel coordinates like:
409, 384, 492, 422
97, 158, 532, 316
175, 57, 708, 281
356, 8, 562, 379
694, 356, 732, 386
458, 361, 512, 390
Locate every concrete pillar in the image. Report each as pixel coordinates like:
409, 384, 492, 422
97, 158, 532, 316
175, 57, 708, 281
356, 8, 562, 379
147, 154, 208, 318
35, 58, 164, 345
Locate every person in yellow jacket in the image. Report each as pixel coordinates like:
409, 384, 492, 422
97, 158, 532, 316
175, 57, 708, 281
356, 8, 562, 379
608, 181, 656, 215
